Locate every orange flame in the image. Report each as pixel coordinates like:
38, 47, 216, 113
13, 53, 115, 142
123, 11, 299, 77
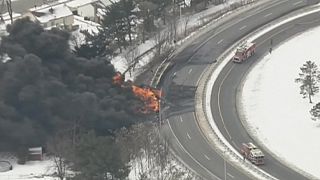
112, 72, 124, 85
113, 72, 162, 113
132, 85, 162, 113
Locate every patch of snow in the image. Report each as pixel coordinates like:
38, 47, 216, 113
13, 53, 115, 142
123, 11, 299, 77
66, 0, 98, 8
29, 4, 73, 24
0, 154, 56, 180
241, 25, 320, 178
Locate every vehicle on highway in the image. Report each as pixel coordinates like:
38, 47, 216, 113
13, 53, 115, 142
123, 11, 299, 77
240, 142, 264, 165
232, 41, 256, 63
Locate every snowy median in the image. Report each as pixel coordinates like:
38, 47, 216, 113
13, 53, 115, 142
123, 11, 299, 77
195, 2, 320, 180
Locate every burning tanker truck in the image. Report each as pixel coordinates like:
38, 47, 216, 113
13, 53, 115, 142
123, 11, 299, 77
112, 72, 162, 113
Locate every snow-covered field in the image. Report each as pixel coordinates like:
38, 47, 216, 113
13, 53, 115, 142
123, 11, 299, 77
241, 25, 320, 178
0, 154, 56, 180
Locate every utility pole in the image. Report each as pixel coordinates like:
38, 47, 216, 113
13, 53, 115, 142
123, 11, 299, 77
224, 152, 227, 180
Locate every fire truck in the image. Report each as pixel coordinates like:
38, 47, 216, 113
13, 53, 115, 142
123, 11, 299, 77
232, 41, 256, 63
240, 142, 264, 165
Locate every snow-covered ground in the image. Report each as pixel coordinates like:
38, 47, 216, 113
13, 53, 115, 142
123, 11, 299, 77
0, 0, 260, 179
0, 154, 56, 180
111, 0, 242, 81
241, 25, 320, 178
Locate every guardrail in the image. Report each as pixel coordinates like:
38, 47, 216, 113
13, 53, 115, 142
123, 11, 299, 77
195, 2, 320, 180
151, 1, 320, 180
149, 0, 265, 88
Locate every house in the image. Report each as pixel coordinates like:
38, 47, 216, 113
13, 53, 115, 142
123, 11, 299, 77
66, 0, 99, 22
28, 147, 43, 161
23, 3, 74, 30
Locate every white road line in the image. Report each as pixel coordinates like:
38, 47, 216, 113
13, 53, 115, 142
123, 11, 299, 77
293, 1, 302, 6
217, 39, 224, 44
264, 13, 272, 18
166, 119, 221, 179
179, 116, 183, 122
188, 68, 193, 74
227, 173, 235, 179
218, 64, 235, 140
182, 0, 289, 87
187, 133, 191, 140
204, 154, 211, 160
239, 25, 247, 30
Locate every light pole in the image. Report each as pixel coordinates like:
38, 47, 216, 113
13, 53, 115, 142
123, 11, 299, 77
224, 151, 227, 180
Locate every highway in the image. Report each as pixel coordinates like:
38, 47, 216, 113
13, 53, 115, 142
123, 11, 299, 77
160, 0, 320, 179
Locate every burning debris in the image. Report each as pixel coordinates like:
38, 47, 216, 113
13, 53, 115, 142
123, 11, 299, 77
132, 85, 161, 113
112, 72, 162, 113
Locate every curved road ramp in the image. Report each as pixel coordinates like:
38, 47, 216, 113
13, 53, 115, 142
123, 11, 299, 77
196, 2, 320, 180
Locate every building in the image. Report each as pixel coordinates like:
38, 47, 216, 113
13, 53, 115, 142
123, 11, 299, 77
28, 147, 43, 161
23, 3, 74, 30
66, 0, 99, 22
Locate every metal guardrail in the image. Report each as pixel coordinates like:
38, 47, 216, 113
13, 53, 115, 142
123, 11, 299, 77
153, 1, 320, 180
195, 3, 320, 180
150, 0, 262, 88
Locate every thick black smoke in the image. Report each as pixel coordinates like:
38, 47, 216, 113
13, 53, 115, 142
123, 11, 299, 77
0, 18, 144, 151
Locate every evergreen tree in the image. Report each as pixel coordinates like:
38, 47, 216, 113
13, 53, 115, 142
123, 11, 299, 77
149, 0, 172, 25
121, 0, 138, 45
295, 61, 320, 103
73, 29, 114, 59
310, 102, 320, 121
101, 0, 138, 52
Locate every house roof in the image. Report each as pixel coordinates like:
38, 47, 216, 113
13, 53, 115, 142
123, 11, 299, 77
66, 0, 98, 8
28, 147, 43, 154
99, 0, 118, 7
29, 4, 73, 23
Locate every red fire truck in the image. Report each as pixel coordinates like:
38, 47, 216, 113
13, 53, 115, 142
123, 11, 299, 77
240, 142, 264, 165
232, 42, 256, 63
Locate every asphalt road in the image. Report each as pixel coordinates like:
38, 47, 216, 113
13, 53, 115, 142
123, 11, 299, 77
161, 0, 320, 179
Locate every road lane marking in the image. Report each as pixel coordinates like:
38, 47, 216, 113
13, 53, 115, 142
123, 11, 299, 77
218, 64, 235, 140
227, 173, 234, 179
293, 1, 302, 6
179, 116, 183, 122
187, 133, 191, 140
192, 1, 291, 86
166, 119, 221, 179
239, 25, 247, 30
217, 39, 224, 44
204, 154, 210, 160
188, 68, 193, 74
264, 13, 272, 18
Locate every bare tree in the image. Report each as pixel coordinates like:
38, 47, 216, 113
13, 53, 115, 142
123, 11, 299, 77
5, 0, 12, 24
183, 12, 191, 37
47, 132, 73, 180
154, 29, 170, 58
124, 47, 139, 78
